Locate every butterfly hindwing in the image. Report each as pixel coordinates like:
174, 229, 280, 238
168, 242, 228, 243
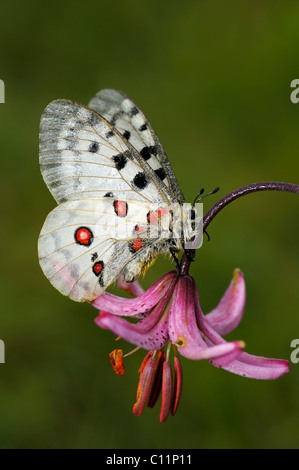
38, 197, 167, 301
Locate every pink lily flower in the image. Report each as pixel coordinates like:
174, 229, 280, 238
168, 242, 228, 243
92, 269, 289, 423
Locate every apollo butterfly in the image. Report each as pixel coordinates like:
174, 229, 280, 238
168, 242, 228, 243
38, 89, 201, 302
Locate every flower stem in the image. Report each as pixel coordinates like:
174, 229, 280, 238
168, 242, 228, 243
202, 182, 299, 232
181, 181, 299, 275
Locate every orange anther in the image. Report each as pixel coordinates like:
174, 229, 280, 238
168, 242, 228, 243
109, 349, 125, 376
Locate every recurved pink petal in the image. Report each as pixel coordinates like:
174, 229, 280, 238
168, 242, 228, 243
92, 271, 177, 317
194, 276, 242, 343
95, 306, 170, 351
205, 269, 246, 335
211, 352, 290, 379
168, 275, 206, 356
117, 275, 145, 297
168, 276, 244, 362
193, 278, 289, 379
195, 341, 245, 363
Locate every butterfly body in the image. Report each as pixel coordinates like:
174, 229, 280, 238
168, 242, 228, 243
39, 89, 197, 302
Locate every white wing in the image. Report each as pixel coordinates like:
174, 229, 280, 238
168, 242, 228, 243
38, 198, 165, 302
88, 89, 185, 204
39, 94, 184, 302
39, 99, 178, 206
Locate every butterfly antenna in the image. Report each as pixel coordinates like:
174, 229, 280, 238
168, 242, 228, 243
193, 186, 220, 206
192, 188, 205, 207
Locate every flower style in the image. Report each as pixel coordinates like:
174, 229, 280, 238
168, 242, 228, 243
92, 268, 289, 423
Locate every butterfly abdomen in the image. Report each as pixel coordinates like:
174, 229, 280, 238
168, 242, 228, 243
123, 238, 174, 283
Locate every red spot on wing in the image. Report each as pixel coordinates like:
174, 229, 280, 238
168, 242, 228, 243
147, 211, 159, 225
74, 227, 93, 246
93, 261, 104, 276
147, 208, 169, 226
157, 207, 169, 219
114, 200, 128, 217
135, 224, 146, 235
130, 238, 144, 253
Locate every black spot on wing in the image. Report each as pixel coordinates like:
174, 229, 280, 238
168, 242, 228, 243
132, 172, 150, 191
112, 153, 128, 171
140, 146, 151, 160
49, 180, 60, 190
104, 192, 114, 197
89, 142, 99, 153
110, 111, 124, 126
129, 106, 139, 117
139, 124, 147, 131
106, 130, 114, 139
154, 167, 166, 181
87, 113, 98, 126
149, 145, 158, 155
140, 145, 159, 161
122, 130, 131, 140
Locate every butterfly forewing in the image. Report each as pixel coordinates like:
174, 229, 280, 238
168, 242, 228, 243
88, 89, 185, 204
40, 99, 175, 206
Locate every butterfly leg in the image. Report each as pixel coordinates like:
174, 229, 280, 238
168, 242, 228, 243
204, 229, 211, 242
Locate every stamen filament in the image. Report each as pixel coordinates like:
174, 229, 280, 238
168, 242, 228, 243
123, 346, 141, 358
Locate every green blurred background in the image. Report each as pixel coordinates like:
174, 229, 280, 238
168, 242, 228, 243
1, 0, 299, 449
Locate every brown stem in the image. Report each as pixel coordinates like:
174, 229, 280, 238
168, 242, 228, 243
180, 181, 299, 276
